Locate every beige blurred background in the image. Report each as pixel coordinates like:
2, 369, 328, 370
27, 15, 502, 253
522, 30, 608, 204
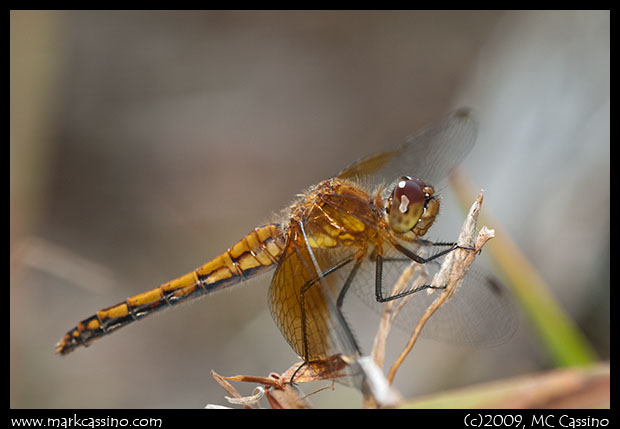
10, 10, 609, 408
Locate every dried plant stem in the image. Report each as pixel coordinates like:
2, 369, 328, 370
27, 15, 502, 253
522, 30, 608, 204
210, 370, 257, 409
210, 370, 312, 409
386, 190, 494, 384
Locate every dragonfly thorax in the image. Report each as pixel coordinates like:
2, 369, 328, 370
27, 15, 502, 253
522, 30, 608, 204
385, 176, 439, 236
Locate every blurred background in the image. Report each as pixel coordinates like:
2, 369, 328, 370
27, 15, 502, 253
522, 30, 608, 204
10, 10, 609, 408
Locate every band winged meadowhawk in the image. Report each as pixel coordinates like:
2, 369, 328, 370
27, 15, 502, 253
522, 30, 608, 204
56, 109, 516, 386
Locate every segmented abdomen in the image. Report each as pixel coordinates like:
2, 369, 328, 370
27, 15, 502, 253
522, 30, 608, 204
56, 224, 286, 355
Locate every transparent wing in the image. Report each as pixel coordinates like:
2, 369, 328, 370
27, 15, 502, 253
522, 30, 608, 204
267, 226, 361, 362
268, 227, 367, 387
337, 108, 478, 188
335, 241, 518, 347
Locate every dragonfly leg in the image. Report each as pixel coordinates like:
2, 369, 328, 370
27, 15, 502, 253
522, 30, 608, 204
289, 361, 308, 387
298, 254, 353, 359
291, 254, 360, 385
336, 257, 364, 310
415, 238, 457, 247
374, 253, 446, 303
390, 240, 475, 264
416, 238, 480, 256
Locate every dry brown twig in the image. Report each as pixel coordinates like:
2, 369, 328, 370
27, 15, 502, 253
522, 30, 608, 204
209, 370, 259, 409
209, 370, 312, 409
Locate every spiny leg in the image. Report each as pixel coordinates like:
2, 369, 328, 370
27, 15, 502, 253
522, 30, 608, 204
336, 257, 364, 310
415, 238, 458, 247
289, 361, 308, 386
374, 253, 446, 303
416, 238, 482, 256
299, 254, 355, 357
373, 239, 474, 303
390, 241, 470, 264
369, 239, 461, 263
291, 254, 358, 384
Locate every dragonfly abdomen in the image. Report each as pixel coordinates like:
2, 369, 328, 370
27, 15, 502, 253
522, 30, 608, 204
56, 224, 286, 355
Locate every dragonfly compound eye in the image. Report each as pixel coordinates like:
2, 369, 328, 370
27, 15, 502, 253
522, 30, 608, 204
387, 176, 426, 233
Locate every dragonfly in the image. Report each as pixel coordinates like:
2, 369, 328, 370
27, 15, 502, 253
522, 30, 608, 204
56, 109, 516, 388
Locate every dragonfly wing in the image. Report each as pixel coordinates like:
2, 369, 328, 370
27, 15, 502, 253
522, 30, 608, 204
337, 108, 478, 187
268, 228, 361, 364
348, 239, 518, 347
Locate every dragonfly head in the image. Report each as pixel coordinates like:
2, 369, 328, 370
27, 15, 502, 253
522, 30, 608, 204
385, 176, 439, 236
